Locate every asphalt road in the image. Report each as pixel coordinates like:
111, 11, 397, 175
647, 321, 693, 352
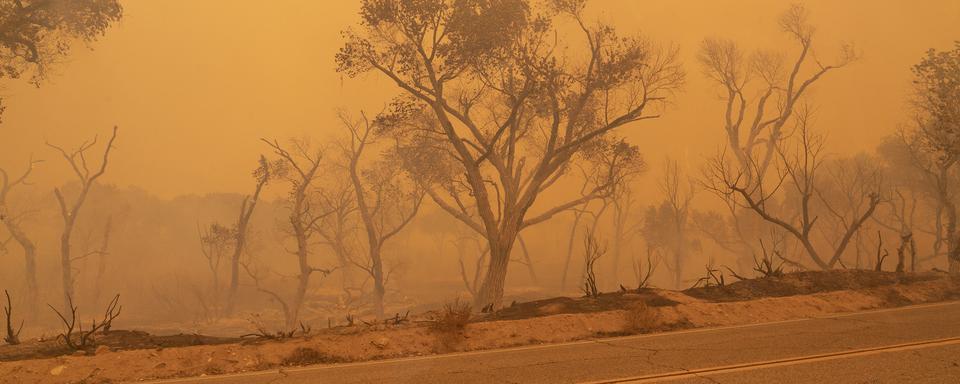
155, 301, 960, 384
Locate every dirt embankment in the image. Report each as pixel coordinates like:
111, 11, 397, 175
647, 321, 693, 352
1, 271, 958, 384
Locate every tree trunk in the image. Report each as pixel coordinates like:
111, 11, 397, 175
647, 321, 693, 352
910, 236, 917, 272
226, 213, 254, 316
225, 250, 240, 315
611, 209, 624, 289
335, 242, 352, 292
673, 221, 687, 290
673, 249, 684, 290
943, 186, 959, 276
475, 236, 514, 310
370, 244, 386, 320
93, 217, 112, 307
60, 223, 74, 312
22, 242, 37, 319
289, 271, 309, 330
288, 217, 312, 330
3, 221, 38, 319
560, 210, 584, 293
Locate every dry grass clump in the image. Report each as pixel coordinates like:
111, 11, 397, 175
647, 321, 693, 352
623, 301, 659, 333
431, 298, 472, 332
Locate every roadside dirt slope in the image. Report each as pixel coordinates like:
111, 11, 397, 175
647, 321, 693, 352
1, 271, 957, 384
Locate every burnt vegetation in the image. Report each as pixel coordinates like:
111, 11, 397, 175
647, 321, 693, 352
0, 0, 958, 374
46, 294, 121, 350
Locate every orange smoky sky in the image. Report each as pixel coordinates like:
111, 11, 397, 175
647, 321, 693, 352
0, 0, 957, 198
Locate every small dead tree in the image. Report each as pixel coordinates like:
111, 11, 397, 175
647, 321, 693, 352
582, 234, 605, 298
0, 157, 42, 318
896, 232, 916, 273
198, 222, 234, 317
47, 294, 121, 350
47, 126, 118, 312
874, 232, 889, 272
631, 248, 660, 290
225, 156, 271, 315
341, 112, 424, 320
752, 238, 786, 278
4, 290, 23, 345
260, 138, 336, 329
692, 263, 725, 289
314, 182, 358, 296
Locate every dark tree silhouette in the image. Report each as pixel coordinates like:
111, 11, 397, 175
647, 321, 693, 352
338, 0, 683, 308
0, 0, 123, 122
0, 156, 41, 317
902, 42, 960, 274
47, 126, 118, 312
339, 112, 423, 320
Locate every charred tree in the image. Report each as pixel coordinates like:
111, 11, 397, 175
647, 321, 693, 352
0, 157, 41, 318
704, 112, 880, 270
225, 156, 271, 315
47, 126, 118, 312
261, 138, 335, 329
341, 112, 424, 320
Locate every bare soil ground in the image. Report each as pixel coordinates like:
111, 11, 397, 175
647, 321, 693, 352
1, 270, 958, 384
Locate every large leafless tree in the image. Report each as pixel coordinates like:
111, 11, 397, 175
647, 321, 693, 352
705, 112, 880, 270
698, 4, 857, 262
338, 0, 683, 308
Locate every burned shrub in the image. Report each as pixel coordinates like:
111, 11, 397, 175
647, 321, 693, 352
430, 298, 472, 332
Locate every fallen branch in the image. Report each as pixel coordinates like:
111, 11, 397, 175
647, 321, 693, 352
691, 264, 725, 289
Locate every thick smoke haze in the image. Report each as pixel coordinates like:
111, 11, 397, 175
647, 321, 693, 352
0, 0, 958, 337
1, 1, 956, 198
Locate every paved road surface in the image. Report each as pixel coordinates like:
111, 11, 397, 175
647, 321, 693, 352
155, 301, 960, 384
